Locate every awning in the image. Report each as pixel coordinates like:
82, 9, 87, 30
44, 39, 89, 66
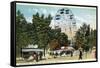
22, 48, 44, 52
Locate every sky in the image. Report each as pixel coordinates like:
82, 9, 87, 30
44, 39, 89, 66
16, 3, 97, 29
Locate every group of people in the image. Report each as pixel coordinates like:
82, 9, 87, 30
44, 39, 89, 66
32, 52, 43, 62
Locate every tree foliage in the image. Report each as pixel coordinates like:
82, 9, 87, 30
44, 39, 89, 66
16, 10, 32, 57
74, 23, 96, 52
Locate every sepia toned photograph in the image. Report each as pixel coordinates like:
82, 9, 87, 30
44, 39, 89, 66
12, 1, 97, 66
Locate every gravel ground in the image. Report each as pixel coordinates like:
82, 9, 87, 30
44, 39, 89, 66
16, 52, 96, 66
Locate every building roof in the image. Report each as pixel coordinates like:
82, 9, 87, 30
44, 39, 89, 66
22, 48, 44, 52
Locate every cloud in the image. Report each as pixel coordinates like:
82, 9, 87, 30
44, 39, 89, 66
32, 8, 38, 13
74, 16, 87, 29
25, 17, 32, 23
75, 16, 87, 23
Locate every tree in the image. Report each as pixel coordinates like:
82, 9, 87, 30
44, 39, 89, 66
89, 29, 96, 49
74, 23, 96, 52
32, 13, 52, 56
48, 28, 68, 50
59, 33, 68, 46
16, 10, 32, 57
75, 23, 90, 51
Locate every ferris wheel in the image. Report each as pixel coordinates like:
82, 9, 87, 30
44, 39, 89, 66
50, 8, 77, 46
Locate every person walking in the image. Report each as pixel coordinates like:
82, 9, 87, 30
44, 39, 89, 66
39, 52, 43, 60
79, 49, 83, 60
34, 52, 38, 62
91, 46, 96, 59
70, 51, 73, 57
